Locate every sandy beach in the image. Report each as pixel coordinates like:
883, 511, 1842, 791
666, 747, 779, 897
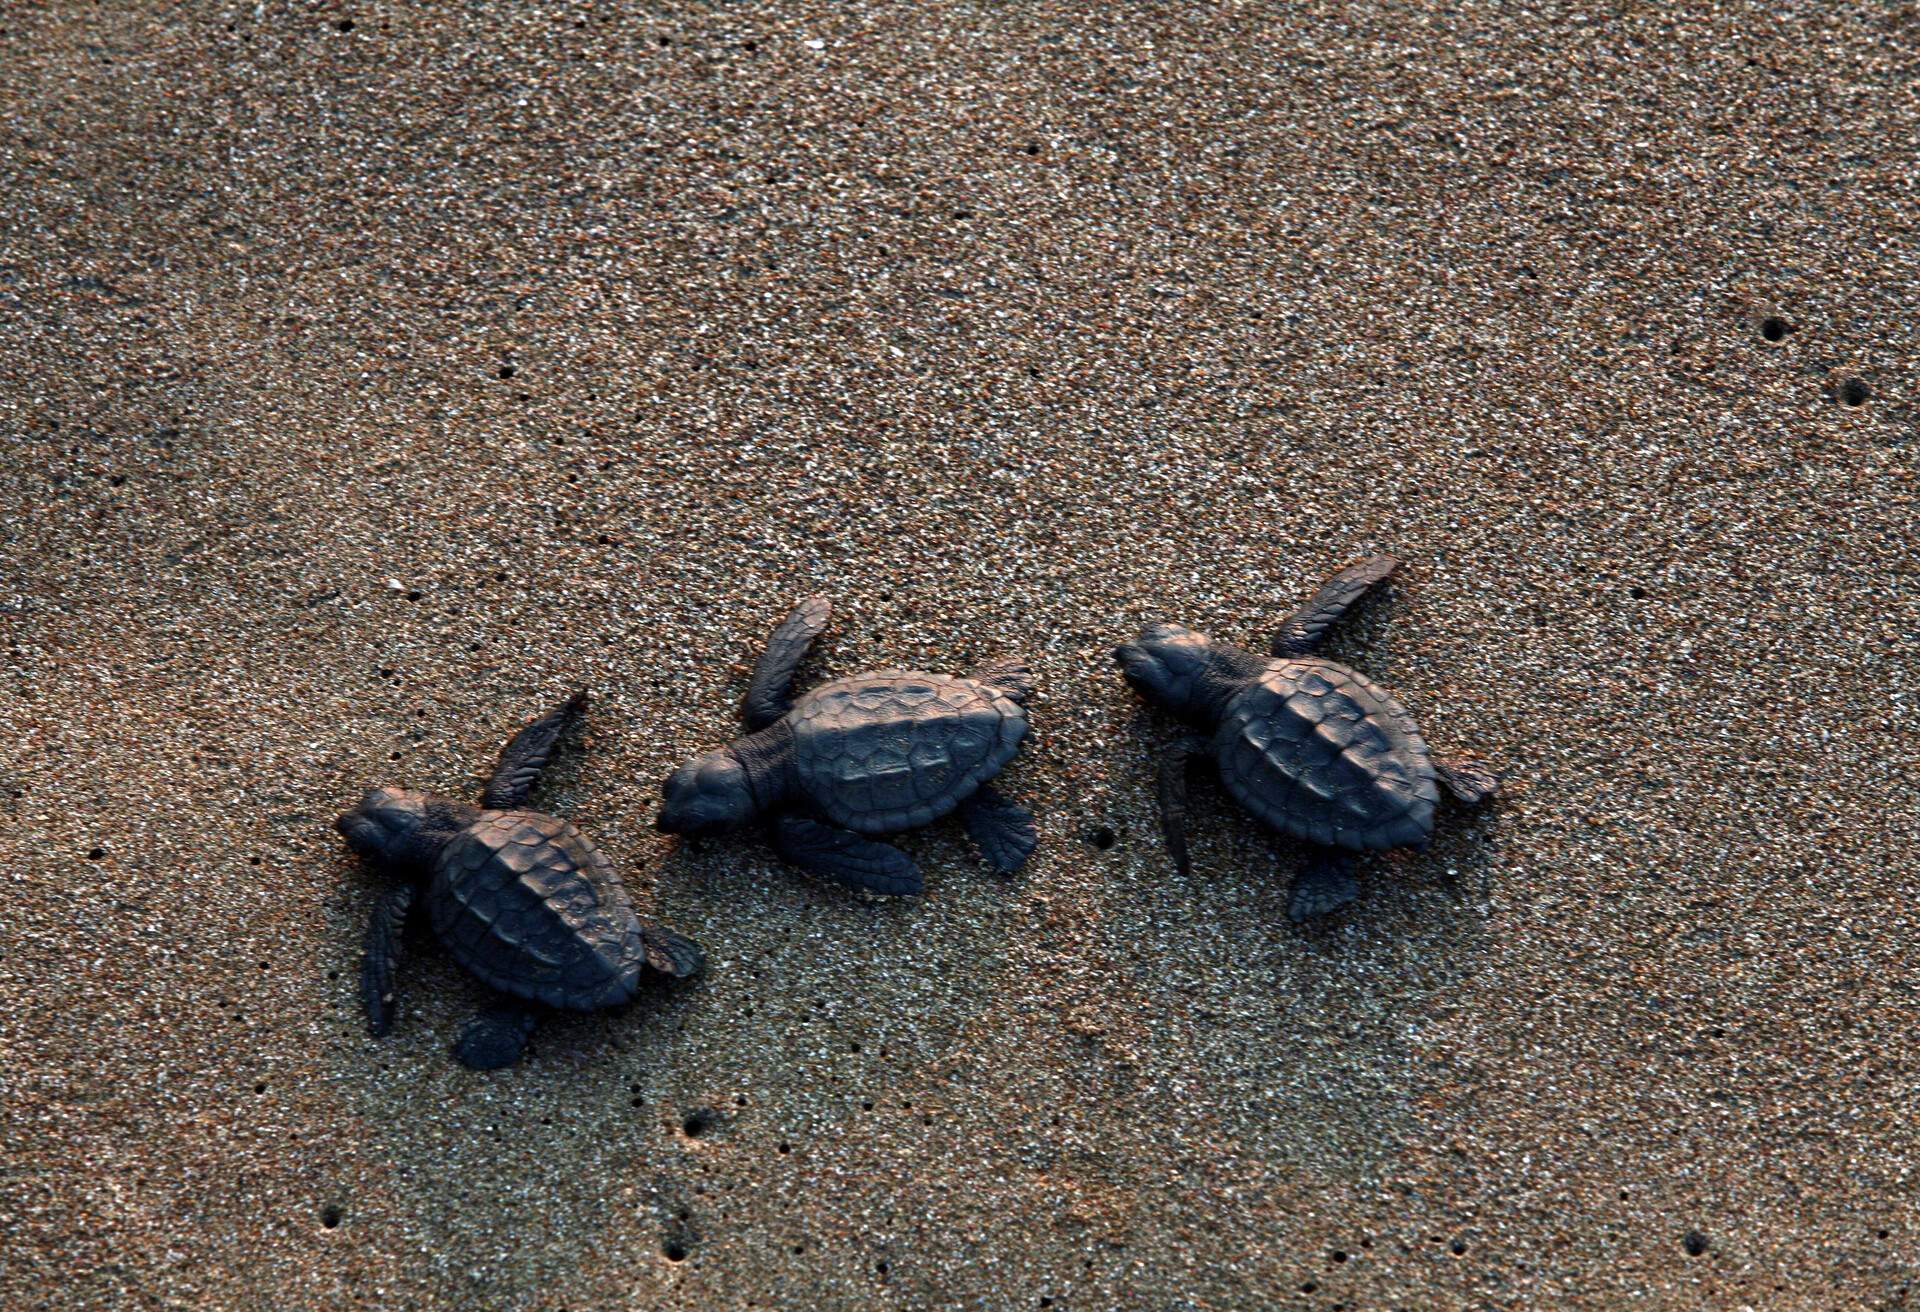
2, 3, 1915, 1308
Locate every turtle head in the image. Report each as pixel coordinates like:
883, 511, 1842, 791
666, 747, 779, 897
1114, 623, 1233, 720
336, 786, 434, 865
656, 750, 757, 836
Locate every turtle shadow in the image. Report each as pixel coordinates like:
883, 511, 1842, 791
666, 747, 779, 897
1118, 696, 1502, 930
329, 824, 711, 1063
1097, 730, 1496, 1182
321, 858, 710, 1302
1285, 796, 1503, 935
661, 816, 1022, 909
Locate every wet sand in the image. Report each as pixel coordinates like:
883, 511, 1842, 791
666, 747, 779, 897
2, 3, 1916, 1308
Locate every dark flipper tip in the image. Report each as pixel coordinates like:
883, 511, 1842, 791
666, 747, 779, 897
453, 1008, 537, 1070
1439, 759, 1499, 805
1288, 853, 1361, 923
641, 923, 706, 979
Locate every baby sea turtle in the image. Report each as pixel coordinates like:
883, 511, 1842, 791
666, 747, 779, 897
335, 692, 703, 1069
656, 596, 1037, 895
1115, 556, 1497, 921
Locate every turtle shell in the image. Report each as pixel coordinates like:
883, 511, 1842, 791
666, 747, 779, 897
428, 811, 652, 1011
1213, 658, 1439, 851
790, 671, 1027, 834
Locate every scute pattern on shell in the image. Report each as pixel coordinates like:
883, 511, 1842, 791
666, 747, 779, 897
1213, 658, 1439, 850
791, 671, 1027, 833
429, 811, 648, 1010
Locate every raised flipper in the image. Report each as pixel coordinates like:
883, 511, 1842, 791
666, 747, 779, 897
360, 883, 415, 1037
971, 658, 1033, 705
638, 922, 705, 978
1288, 850, 1360, 922
772, 814, 923, 896
454, 998, 539, 1070
960, 784, 1037, 873
743, 596, 832, 731
482, 690, 587, 809
1271, 555, 1398, 656
1436, 758, 1499, 805
1157, 734, 1213, 876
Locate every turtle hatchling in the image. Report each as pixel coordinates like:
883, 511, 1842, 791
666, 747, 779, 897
1115, 556, 1497, 922
335, 692, 704, 1069
656, 596, 1037, 895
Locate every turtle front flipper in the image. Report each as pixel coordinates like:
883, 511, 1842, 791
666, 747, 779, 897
1157, 735, 1213, 876
360, 884, 416, 1037
960, 784, 1037, 873
743, 596, 832, 731
1288, 850, 1361, 922
482, 691, 588, 809
454, 998, 539, 1070
1436, 758, 1499, 805
772, 814, 923, 896
1271, 555, 1398, 656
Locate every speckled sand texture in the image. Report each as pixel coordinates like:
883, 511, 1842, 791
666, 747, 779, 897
2, 3, 1916, 1309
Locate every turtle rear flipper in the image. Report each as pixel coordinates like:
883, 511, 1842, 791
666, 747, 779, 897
1437, 758, 1499, 804
454, 999, 539, 1070
960, 784, 1037, 873
1271, 555, 1397, 656
360, 884, 415, 1037
743, 596, 832, 731
772, 814, 923, 896
482, 691, 587, 809
639, 922, 705, 978
1288, 850, 1360, 922
971, 658, 1033, 705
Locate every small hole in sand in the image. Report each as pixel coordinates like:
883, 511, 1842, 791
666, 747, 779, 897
1683, 1230, 1708, 1256
320, 1205, 342, 1229
1759, 317, 1791, 342
1087, 826, 1116, 850
682, 1108, 716, 1138
662, 1239, 688, 1262
498, 365, 516, 380
1840, 377, 1869, 406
